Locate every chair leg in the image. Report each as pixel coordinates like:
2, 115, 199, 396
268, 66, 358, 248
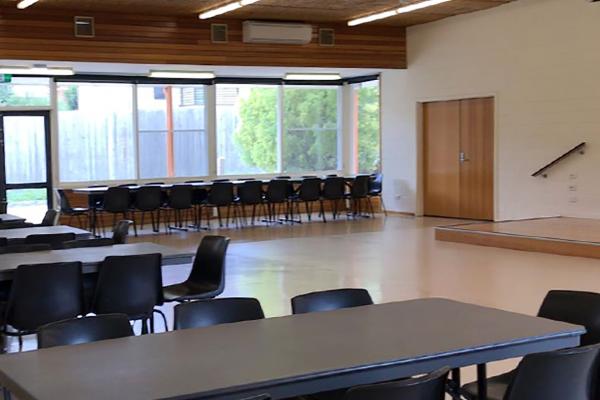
320, 200, 326, 223
251, 204, 257, 225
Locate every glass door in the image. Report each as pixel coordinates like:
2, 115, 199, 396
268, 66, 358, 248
0, 111, 52, 223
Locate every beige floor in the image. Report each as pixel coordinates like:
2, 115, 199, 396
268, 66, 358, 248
12, 214, 600, 389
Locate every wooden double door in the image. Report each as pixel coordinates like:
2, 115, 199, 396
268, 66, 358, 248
423, 97, 494, 220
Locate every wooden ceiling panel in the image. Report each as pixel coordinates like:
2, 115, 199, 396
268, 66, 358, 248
1, 0, 514, 27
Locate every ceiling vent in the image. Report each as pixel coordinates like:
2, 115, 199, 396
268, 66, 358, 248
319, 28, 335, 46
74, 16, 95, 38
211, 24, 228, 44
243, 21, 312, 45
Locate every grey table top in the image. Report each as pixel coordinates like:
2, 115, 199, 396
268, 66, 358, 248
0, 298, 584, 400
0, 225, 91, 241
0, 214, 26, 224
0, 242, 193, 279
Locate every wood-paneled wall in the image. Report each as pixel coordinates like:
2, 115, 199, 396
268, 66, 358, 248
0, 7, 406, 69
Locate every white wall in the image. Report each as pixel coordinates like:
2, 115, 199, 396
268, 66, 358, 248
381, 0, 600, 220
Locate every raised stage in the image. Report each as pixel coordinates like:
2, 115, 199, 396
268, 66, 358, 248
436, 217, 600, 259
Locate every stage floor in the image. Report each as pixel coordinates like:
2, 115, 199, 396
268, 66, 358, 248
436, 217, 600, 259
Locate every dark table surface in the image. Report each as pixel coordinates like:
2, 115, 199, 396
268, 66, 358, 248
0, 242, 193, 280
0, 298, 584, 400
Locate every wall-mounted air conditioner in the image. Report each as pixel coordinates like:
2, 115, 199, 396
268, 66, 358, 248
243, 21, 312, 45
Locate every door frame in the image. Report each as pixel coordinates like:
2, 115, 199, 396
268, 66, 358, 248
417, 93, 498, 220
0, 110, 53, 212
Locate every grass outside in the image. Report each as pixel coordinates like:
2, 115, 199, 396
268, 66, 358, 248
7, 188, 46, 203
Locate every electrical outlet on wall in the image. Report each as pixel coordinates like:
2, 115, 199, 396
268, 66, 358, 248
569, 173, 578, 180
569, 185, 577, 191
569, 197, 578, 204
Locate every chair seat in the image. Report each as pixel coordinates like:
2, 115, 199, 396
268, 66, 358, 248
461, 370, 515, 400
163, 281, 223, 302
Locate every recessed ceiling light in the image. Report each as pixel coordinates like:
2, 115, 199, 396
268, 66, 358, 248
348, 0, 454, 26
16, 0, 39, 9
149, 70, 216, 79
0, 66, 74, 76
284, 73, 342, 81
199, 0, 261, 20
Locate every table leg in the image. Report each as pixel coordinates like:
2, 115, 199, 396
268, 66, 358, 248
477, 363, 488, 400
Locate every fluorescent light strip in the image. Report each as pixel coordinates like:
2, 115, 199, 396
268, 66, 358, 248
348, 0, 453, 26
17, 0, 39, 9
0, 66, 74, 76
199, 0, 261, 20
149, 71, 216, 79
284, 73, 342, 81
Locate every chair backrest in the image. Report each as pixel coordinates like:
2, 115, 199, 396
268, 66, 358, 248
102, 187, 131, 213
91, 254, 163, 319
291, 288, 373, 314
344, 367, 450, 400
187, 236, 230, 290
0, 237, 7, 247
25, 233, 76, 249
112, 220, 131, 245
238, 180, 264, 205
208, 182, 234, 206
299, 178, 322, 201
504, 344, 600, 400
168, 184, 193, 210
369, 173, 383, 194
266, 179, 289, 203
322, 177, 347, 199
37, 314, 134, 349
6, 262, 84, 332
174, 298, 265, 330
0, 243, 52, 254
56, 189, 73, 212
351, 175, 370, 198
538, 290, 600, 346
134, 185, 163, 211
62, 238, 115, 249
40, 209, 60, 227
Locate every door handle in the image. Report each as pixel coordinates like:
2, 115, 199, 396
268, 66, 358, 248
459, 152, 470, 163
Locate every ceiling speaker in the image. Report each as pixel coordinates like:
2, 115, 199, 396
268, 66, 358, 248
319, 28, 335, 47
74, 16, 95, 38
211, 24, 229, 44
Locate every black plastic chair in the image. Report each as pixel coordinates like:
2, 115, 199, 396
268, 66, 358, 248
204, 182, 236, 228
163, 236, 230, 302
39, 209, 60, 227
0, 238, 7, 247
185, 181, 209, 229
174, 297, 264, 330
322, 177, 347, 220
461, 289, 600, 398
99, 187, 136, 236
291, 288, 373, 314
462, 344, 600, 400
265, 179, 290, 223
164, 185, 194, 233
237, 180, 266, 226
368, 173, 387, 216
37, 314, 134, 349
56, 189, 89, 228
345, 366, 450, 400
112, 220, 131, 245
62, 238, 116, 249
134, 185, 163, 234
91, 254, 164, 334
348, 175, 374, 218
294, 178, 325, 223
0, 243, 51, 254
24, 233, 76, 249
2, 262, 84, 350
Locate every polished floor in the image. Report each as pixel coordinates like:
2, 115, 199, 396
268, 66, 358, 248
12, 214, 600, 388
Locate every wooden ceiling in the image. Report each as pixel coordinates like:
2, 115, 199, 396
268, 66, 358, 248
2, 0, 514, 27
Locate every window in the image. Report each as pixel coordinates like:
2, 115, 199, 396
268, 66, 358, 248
137, 85, 208, 179
0, 77, 51, 107
283, 86, 340, 173
216, 84, 278, 175
57, 82, 136, 182
353, 80, 380, 174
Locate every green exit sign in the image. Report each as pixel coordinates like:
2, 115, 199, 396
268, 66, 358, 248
1, 74, 12, 83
